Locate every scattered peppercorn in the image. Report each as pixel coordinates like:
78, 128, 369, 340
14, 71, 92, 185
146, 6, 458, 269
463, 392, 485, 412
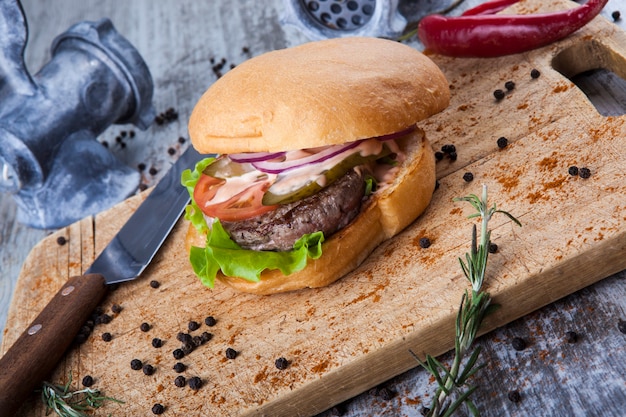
149, 280, 160, 289
188, 376, 203, 390
102, 332, 112, 342
151, 403, 165, 415
111, 304, 122, 314
181, 342, 195, 355
565, 331, 578, 343
149, 167, 158, 176
129, 130, 135, 138
81, 375, 94, 387
140, 322, 151, 332
173, 362, 186, 373
377, 387, 395, 401
612, 10, 621, 21
579, 167, 591, 179
177, 332, 193, 344
172, 348, 185, 360
462, 172, 474, 182
101, 141, 109, 148
497, 136, 509, 149
504, 81, 516, 91
507, 390, 521, 403
511, 337, 527, 351
488, 243, 498, 253
96, 313, 112, 325
225, 348, 238, 359
138, 163, 146, 171
200, 332, 213, 344
178, 136, 186, 144
188, 320, 201, 331
204, 316, 217, 327
434, 151, 444, 161
174, 375, 186, 387
275, 357, 290, 370
448, 151, 458, 161
154, 108, 178, 125
617, 319, 626, 334
530, 68, 541, 79
493, 89, 505, 100
130, 359, 143, 370
421, 407, 431, 416
441, 144, 456, 154
152, 338, 163, 348
568, 165, 579, 176
167, 147, 176, 156
56, 236, 67, 246
419, 237, 431, 249
192, 335, 203, 347
143, 364, 155, 376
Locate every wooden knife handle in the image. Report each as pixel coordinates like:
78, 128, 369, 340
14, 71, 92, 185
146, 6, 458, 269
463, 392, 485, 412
0, 274, 108, 417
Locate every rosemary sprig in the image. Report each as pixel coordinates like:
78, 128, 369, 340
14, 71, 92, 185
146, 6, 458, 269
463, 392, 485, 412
412, 184, 521, 416
41, 372, 123, 417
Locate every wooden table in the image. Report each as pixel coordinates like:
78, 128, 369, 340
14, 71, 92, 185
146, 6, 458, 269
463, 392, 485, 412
1, 0, 625, 415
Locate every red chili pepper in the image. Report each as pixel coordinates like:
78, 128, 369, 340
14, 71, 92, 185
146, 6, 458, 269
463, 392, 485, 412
418, 0, 609, 58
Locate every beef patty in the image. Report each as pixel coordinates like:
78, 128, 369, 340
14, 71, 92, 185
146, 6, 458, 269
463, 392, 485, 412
221, 169, 366, 251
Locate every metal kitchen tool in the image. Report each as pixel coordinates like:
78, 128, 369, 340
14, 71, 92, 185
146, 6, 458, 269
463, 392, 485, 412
0, 0, 154, 229
281, 0, 407, 40
0, 145, 204, 417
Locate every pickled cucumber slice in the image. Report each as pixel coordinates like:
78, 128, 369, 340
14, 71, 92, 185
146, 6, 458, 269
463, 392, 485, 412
262, 146, 393, 206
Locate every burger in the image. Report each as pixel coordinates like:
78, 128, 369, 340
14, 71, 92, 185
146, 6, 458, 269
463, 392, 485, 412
182, 37, 450, 295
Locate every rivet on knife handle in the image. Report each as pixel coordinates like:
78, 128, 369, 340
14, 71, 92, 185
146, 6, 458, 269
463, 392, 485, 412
0, 274, 108, 417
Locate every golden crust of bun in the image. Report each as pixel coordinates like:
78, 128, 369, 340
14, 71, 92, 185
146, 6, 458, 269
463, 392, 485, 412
188, 37, 450, 154
185, 130, 436, 295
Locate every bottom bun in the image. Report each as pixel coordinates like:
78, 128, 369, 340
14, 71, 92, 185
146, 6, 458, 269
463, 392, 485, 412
185, 130, 436, 295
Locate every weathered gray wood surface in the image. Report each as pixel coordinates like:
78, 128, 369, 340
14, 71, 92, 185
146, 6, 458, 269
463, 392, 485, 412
1, 0, 625, 416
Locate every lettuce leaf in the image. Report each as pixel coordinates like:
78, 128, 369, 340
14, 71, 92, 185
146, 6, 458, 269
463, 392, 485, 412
181, 158, 325, 288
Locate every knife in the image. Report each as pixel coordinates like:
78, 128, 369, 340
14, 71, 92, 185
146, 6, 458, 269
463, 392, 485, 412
0, 146, 204, 416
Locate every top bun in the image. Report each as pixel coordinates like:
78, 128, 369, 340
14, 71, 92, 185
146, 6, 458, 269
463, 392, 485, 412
189, 37, 449, 154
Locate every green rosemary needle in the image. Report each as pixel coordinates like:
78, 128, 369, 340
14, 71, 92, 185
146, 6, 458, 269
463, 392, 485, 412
41, 372, 123, 417
412, 184, 521, 417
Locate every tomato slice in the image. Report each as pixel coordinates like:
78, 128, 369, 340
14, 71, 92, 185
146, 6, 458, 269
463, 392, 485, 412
193, 174, 278, 222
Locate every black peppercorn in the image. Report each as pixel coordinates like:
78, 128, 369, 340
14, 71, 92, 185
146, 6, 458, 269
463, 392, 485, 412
507, 390, 521, 403
612, 10, 621, 21
96, 313, 112, 325
111, 304, 122, 314
504, 81, 516, 91
579, 167, 591, 179
81, 375, 94, 387
149, 280, 160, 289
138, 162, 146, 171
225, 348, 238, 359
493, 89, 505, 100
497, 136, 508, 149
129, 130, 135, 138
205, 316, 217, 327
130, 359, 143, 370
200, 332, 213, 344
192, 336, 203, 347
102, 332, 112, 342
167, 147, 176, 156
174, 375, 186, 387
448, 151, 458, 161
152, 338, 163, 348
421, 407, 431, 416
173, 348, 185, 360
178, 136, 186, 144
530, 69, 541, 79
441, 144, 456, 154
511, 337, 527, 351
462, 172, 474, 182
568, 166, 579, 176
565, 331, 578, 343
151, 403, 165, 415
488, 243, 498, 253
177, 332, 193, 344
149, 167, 158, 176
275, 357, 289, 370
173, 362, 186, 373
617, 319, 626, 334
434, 151, 444, 161
188, 376, 203, 390
377, 387, 395, 401
140, 322, 151, 332
188, 320, 201, 331
56, 236, 67, 246
419, 237, 431, 249
143, 364, 155, 376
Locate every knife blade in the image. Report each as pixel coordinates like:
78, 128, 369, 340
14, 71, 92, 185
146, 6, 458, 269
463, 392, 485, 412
0, 146, 204, 416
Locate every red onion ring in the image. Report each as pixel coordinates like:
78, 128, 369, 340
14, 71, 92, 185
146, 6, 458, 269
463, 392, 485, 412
252, 141, 361, 174
229, 151, 286, 163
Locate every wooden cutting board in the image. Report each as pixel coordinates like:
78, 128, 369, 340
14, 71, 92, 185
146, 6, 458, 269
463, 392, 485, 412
3, 2, 626, 416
